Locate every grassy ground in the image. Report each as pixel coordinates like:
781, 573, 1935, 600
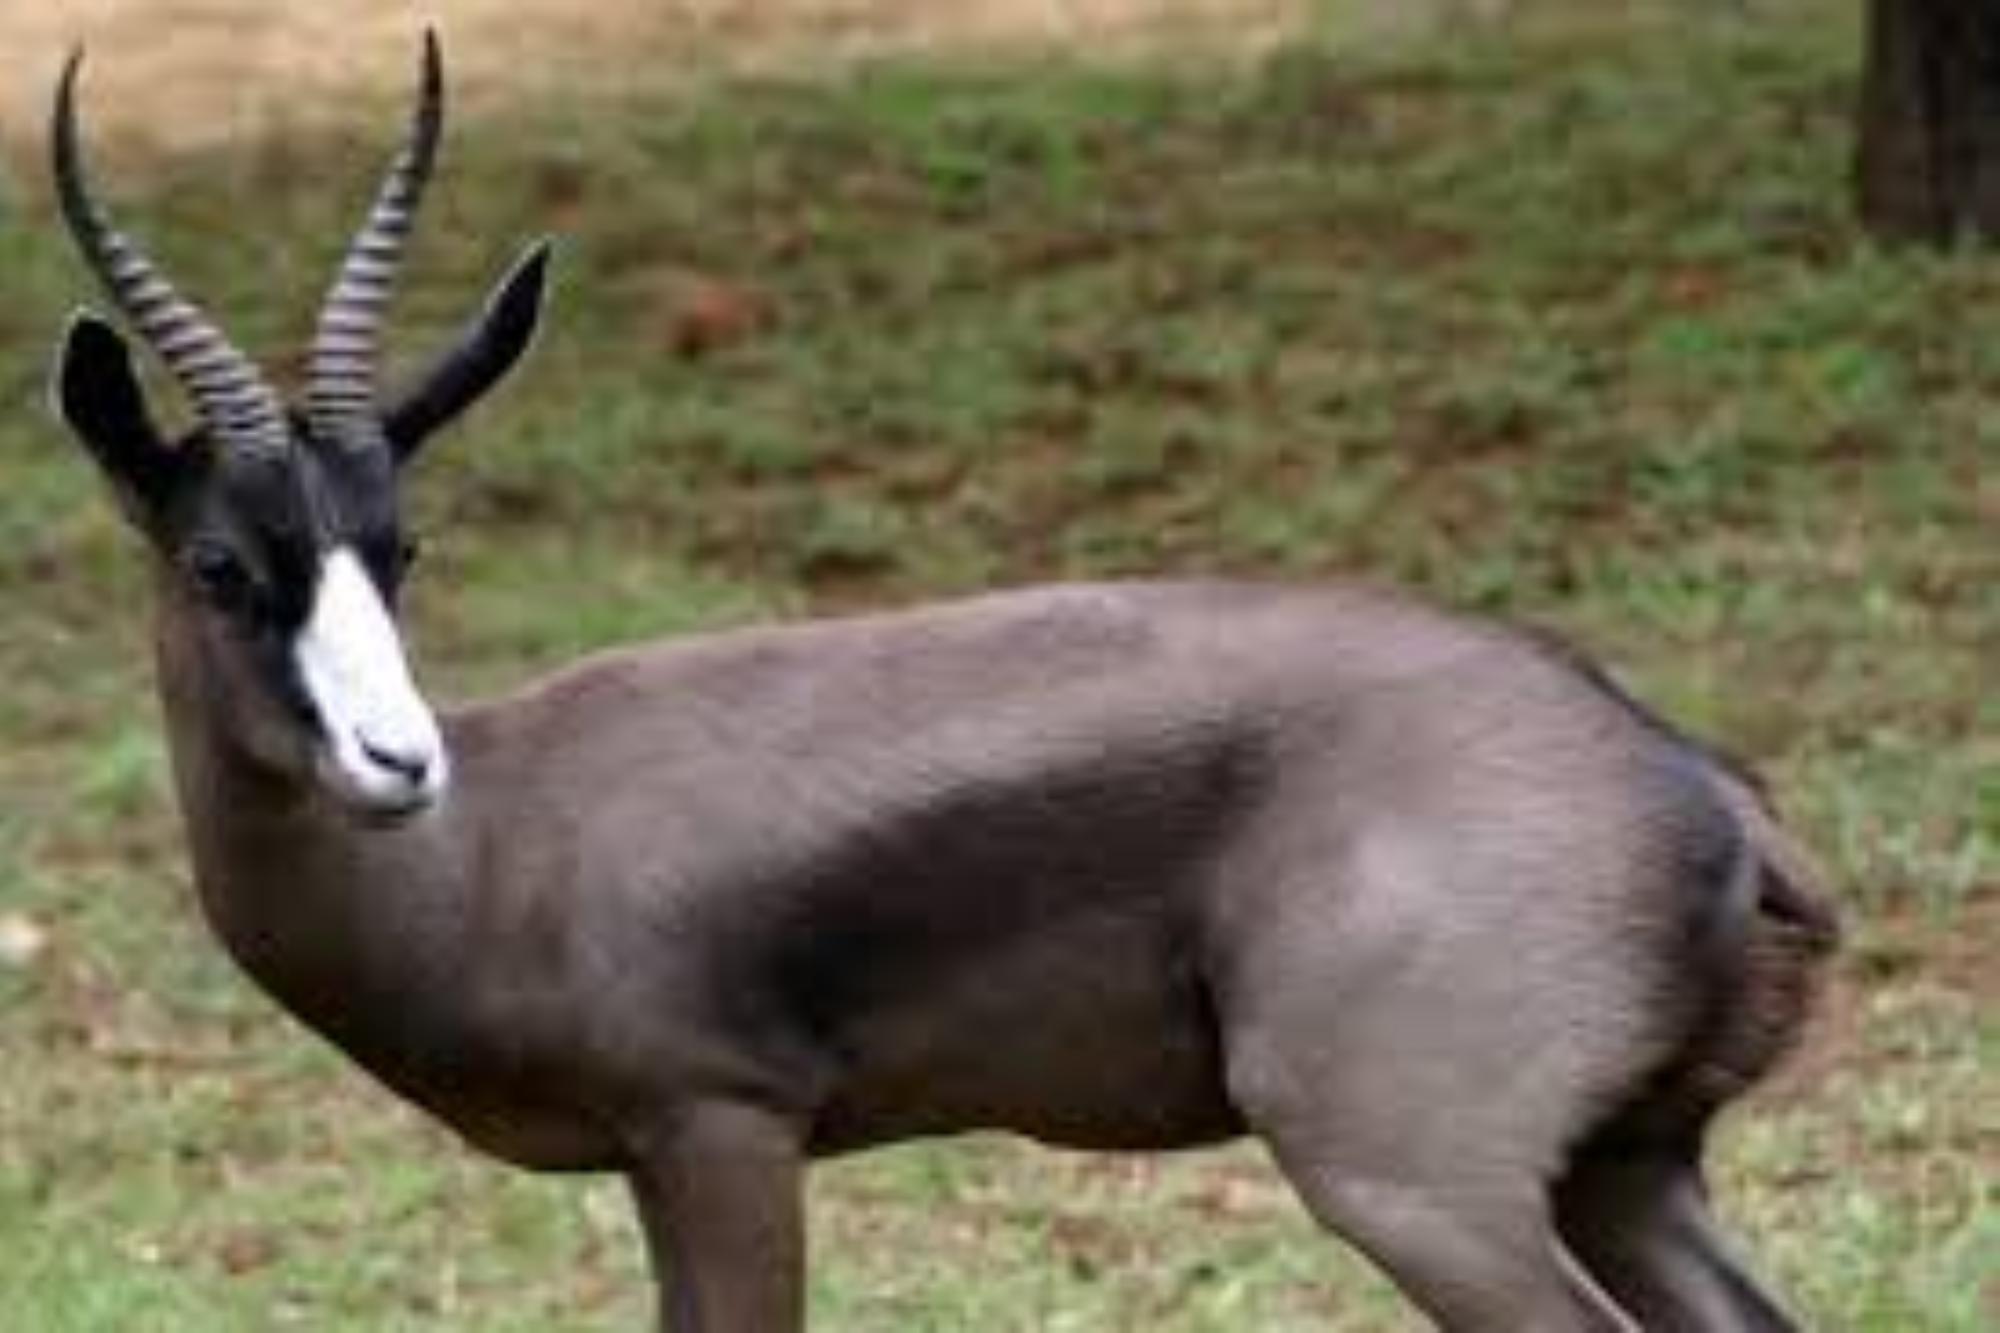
1, 2, 1996, 1328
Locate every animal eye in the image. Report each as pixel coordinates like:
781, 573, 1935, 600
186, 543, 253, 607
399, 536, 422, 570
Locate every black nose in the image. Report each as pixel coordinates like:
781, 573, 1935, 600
360, 735, 431, 784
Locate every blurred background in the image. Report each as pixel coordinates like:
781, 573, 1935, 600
0, 1, 1319, 150
0, 1, 1994, 1329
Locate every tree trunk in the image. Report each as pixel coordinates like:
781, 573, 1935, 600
1855, 0, 2000, 243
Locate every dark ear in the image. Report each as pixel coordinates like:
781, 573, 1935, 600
383, 240, 551, 462
51, 311, 179, 525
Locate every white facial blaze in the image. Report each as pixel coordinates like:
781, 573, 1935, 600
295, 547, 448, 813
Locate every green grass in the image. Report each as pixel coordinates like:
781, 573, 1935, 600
2, 2, 1995, 1327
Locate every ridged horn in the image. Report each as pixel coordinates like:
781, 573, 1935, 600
306, 30, 444, 454
53, 49, 291, 461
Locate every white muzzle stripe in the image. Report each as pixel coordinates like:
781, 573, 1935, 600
294, 546, 447, 814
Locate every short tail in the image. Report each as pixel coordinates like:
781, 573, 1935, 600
1683, 792, 1840, 1111
1605, 775, 1841, 1149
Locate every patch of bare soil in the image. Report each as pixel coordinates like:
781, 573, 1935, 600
0, 1, 1309, 156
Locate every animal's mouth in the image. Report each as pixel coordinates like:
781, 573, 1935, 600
347, 797, 434, 829
314, 741, 448, 828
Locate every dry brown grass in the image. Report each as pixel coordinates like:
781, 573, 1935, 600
0, 1, 1312, 154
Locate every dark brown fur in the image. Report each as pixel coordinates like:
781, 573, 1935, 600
140, 576, 1836, 1331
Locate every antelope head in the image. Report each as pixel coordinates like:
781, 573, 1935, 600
49, 33, 550, 821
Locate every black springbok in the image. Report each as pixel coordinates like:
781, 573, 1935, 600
47, 33, 1837, 1332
